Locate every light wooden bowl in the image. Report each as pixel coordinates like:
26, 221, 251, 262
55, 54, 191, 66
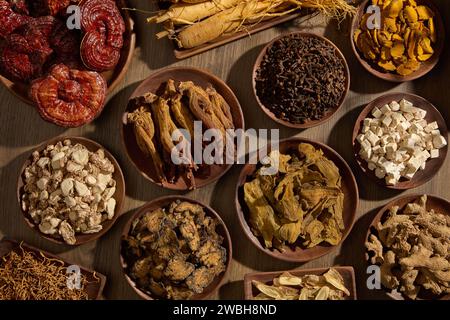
120, 196, 232, 300
0, 238, 107, 300
350, 0, 445, 82
366, 194, 450, 300
235, 137, 359, 263
253, 32, 350, 129
16, 136, 126, 246
122, 66, 245, 191
352, 92, 448, 190
244, 266, 357, 300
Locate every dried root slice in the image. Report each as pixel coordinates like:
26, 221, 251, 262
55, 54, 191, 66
127, 106, 166, 182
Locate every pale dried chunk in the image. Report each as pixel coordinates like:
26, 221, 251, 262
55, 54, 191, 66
59, 220, 76, 245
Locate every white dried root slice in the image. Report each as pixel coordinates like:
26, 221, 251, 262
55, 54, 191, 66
22, 139, 118, 245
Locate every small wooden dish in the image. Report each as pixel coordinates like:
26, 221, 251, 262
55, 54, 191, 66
16, 136, 126, 246
120, 196, 233, 300
252, 32, 350, 129
235, 137, 359, 263
0, 0, 136, 105
244, 266, 357, 300
351, 0, 445, 82
365, 194, 450, 300
122, 66, 245, 191
352, 92, 448, 190
0, 238, 106, 300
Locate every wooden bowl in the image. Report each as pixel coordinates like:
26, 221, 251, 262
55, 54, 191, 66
252, 32, 350, 129
244, 266, 357, 300
16, 136, 126, 246
122, 66, 245, 191
352, 93, 448, 190
120, 196, 233, 300
235, 138, 359, 263
351, 0, 445, 82
0, 0, 136, 105
365, 194, 450, 300
0, 238, 107, 300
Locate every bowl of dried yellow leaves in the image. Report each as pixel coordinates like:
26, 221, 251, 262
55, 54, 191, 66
351, 0, 445, 82
244, 267, 357, 300
366, 194, 450, 300
235, 138, 359, 263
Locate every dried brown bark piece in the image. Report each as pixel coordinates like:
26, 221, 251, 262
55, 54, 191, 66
29, 63, 106, 127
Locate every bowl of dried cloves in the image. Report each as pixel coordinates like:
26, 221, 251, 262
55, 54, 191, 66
235, 137, 359, 263
122, 66, 245, 191
253, 32, 350, 129
17, 136, 126, 246
120, 196, 232, 300
351, 0, 445, 82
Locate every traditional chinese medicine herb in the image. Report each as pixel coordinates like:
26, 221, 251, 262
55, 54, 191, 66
122, 200, 227, 300
255, 34, 347, 124
252, 268, 350, 300
0, 244, 97, 300
354, 0, 437, 76
243, 143, 345, 251
366, 195, 450, 300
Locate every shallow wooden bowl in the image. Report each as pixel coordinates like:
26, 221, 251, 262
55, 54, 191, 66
16, 136, 126, 246
244, 266, 357, 300
252, 32, 350, 129
365, 194, 450, 300
235, 138, 359, 263
122, 66, 245, 191
0, 238, 107, 300
351, 0, 445, 82
0, 0, 136, 105
352, 93, 448, 190
120, 196, 233, 300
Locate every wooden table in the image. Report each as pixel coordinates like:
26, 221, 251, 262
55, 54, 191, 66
1, 1, 449, 300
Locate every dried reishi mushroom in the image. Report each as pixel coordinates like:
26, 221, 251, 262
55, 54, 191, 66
354, 0, 438, 76
27, 0, 70, 16
0, 0, 31, 38
29, 64, 107, 127
79, 0, 125, 72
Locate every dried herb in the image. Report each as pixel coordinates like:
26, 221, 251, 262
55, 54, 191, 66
255, 34, 346, 124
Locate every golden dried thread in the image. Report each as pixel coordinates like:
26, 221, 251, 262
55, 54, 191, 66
0, 243, 97, 300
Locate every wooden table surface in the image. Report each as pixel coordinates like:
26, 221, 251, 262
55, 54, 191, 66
1, 1, 449, 300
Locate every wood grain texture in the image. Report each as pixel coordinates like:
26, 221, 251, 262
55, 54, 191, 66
0, 1, 449, 300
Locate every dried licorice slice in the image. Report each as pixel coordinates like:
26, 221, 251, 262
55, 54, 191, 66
0, 0, 31, 38
79, 0, 125, 72
30, 64, 107, 127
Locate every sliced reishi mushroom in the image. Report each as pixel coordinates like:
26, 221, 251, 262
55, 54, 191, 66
79, 0, 125, 72
29, 64, 107, 127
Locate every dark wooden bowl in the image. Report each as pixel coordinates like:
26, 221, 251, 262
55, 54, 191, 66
0, 238, 106, 300
0, 0, 136, 105
235, 138, 359, 263
244, 266, 357, 300
365, 194, 450, 300
352, 93, 448, 190
252, 32, 350, 129
16, 136, 126, 246
120, 196, 233, 300
351, 0, 445, 82
122, 66, 245, 191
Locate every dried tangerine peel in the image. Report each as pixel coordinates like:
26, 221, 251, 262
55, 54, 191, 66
354, 0, 437, 76
366, 195, 450, 299
251, 268, 350, 300
243, 143, 345, 251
